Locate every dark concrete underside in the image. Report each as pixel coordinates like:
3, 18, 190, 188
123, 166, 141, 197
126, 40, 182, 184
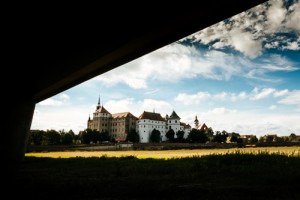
4, 1, 266, 162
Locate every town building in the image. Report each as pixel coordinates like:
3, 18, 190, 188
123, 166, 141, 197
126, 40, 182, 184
136, 110, 191, 143
88, 97, 137, 142
88, 97, 192, 143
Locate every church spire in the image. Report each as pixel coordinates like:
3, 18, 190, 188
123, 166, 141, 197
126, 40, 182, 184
96, 95, 101, 110
194, 115, 199, 129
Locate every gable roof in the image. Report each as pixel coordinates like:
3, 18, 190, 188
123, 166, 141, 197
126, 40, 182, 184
139, 111, 165, 121
112, 112, 138, 119
180, 122, 191, 128
200, 123, 208, 130
169, 110, 180, 120
95, 106, 111, 114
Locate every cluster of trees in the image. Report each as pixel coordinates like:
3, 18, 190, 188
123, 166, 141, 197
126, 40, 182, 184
29, 128, 299, 146
29, 129, 77, 145
28, 129, 114, 145
258, 133, 299, 143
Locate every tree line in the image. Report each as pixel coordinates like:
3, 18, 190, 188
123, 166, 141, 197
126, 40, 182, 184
28, 128, 298, 145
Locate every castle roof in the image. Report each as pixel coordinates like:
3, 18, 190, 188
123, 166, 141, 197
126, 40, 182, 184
112, 112, 138, 119
95, 106, 111, 114
199, 123, 208, 130
180, 122, 191, 128
169, 110, 180, 120
139, 111, 165, 121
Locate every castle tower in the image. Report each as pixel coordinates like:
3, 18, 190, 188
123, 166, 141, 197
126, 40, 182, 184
194, 115, 199, 129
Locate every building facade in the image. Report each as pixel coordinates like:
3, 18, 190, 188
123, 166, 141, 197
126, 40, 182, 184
88, 97, 192, 143
136, 110, 191, 143
88, 98, 138, 142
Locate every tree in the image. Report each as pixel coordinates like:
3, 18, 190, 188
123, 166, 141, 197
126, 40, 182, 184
101, 130, 110, 142
206, 127, 214, 142
61, 133, 73, 145
230, 132, 240, 143
79, 129, 93, 144
212, 131, 228, 143
274, 136, 283, 142
150, 129, 161, 143
187, 129, 208, 143
126, 129, 140, 143
249, 135, 258, 143
289, 133, 296, 141
46, 129, 61, 145
176, 130, 185, 142
29, 130, 45, 145
166, 129, 175, 142
265, 135, 274, 143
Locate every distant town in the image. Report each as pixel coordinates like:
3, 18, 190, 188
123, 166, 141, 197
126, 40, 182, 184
29, 97, 300, 146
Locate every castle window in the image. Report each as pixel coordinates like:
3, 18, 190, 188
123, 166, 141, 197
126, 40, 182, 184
175, 120, 177, 123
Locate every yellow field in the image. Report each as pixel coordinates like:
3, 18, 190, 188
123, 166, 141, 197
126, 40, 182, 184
26, 146, 300, 159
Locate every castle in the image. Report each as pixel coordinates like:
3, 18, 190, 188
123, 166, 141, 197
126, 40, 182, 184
87, 97, 192, 142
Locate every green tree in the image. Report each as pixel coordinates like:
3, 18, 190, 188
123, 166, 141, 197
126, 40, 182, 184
258, 136, 265, 143
265, 135, 274, 143
187, 129, 208, 143
166, 129, 175, 142
46, 129, 61, 145
274, 136, 284, 142
61, 133, 73, 145
101, 130, 110, 142
206, 127, 214, 142
176, 130, 185, 142
126, 129, 140, 143
79, 129, 93, 144
150, 129, 161, 143
212, 131, 228, 143
29, 130, 45, 145
289, 133, 296, 141
249, 135, 258, 143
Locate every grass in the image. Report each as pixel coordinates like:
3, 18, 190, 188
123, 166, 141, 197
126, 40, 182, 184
26, 146, 300, 158
7, 147, 300, 199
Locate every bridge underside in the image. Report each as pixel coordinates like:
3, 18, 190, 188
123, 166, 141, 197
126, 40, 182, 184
5, 1, 266, 162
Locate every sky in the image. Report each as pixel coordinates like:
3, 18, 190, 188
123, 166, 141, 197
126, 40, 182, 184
31, 0, 300, 137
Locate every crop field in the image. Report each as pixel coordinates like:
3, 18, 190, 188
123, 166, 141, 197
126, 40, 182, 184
9, 146, 300, 199
26, 146, 300, 158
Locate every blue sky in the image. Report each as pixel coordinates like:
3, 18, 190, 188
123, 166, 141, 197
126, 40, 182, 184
31, 0, 300, 137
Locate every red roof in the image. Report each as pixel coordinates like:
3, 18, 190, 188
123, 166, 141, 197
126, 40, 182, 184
112, 112, 138, 119
139, 111, 165, 121
180, 122, 191, 128
96, 106, 111, 114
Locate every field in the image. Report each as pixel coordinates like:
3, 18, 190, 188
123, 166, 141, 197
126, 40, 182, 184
26, 146, 300, 158
8, 146, 300, 199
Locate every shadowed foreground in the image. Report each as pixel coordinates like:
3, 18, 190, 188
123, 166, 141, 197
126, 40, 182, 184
10, 153, 300, 200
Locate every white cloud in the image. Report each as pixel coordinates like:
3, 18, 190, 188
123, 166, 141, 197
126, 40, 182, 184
229, 29, 262, 58
251, 88, 291, 100
265, 0, 287, 33
205, 107, 237, 115
269, 105, 277, 110
31, 104, 91, 134
278, 90, 300, 106
184, 0, 300, 58
142, 99, 172, 112
175, 88, 294, 105
175, 92, 211, 105
194, 110, 300, 136
285, 0, 300, 31
251, 88, 276, 100
38, 93, 70, 106
105, 98, 172, 118
96, 43, 247, 89
282, 41, 300, 50
274, 89, 289, 97
95, 38, 297, 89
